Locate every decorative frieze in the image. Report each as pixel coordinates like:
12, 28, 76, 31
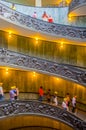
0, 100, 86, 130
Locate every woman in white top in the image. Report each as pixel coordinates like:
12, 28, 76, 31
62, 98, 68, 110
0, 83, 4, 101
53, 91, 58, 106
72, 96, 77, 113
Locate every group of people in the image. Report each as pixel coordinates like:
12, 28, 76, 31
10, 4, 54, 23
62, 93, 77, 113
38, 87, 77, 113
0, 83, 77, 113
32, 11, 54, 23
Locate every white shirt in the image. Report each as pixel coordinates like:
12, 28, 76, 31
0, 87, 3, 95
72, 97, 76, 107
62, 101, 67, 109
54, 96, 58, 106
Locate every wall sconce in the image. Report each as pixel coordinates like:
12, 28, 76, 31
35, 38, 39, 44
36, 38, 38, 40
68, 15, 72, 21
60, 42, 63, 48
6, 68, 8, 74
8, 32, 12, 38
33, 72, 36, 76
36, 40, 38, 44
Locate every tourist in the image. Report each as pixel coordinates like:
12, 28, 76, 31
72, 95, 77, 113
38, 86, 44, 101
9, 86, 16, 101
53, 91, 58, 106
14, 87, 19, 100
48, 15, 54, 23
62, 98, 68, 110
42, 11, 48, 21
46, 89, 51, 103
32, 11, 37, 18
0, 83, 4, 101
65, 93, 71, 111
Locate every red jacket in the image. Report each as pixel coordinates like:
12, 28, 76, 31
39, 88, 44, 96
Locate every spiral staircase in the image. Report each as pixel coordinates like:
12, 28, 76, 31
0, 0, 86, 130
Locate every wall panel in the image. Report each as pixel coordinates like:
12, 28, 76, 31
0, 68, 85, 105
0, 30, 86, 67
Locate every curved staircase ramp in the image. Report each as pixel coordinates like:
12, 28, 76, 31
69, 0, 86, 16
0, 100, 86, 130
0, 48, 86, 87
0, 2, 86, 41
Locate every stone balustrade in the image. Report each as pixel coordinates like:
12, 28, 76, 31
0, 48, 86, 86
0, 2, 86, 40
0, 100, 86, 130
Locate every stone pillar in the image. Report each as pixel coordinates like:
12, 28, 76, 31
35, 0, 41, 7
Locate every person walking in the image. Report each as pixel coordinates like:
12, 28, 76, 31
53, 91, 58, 106
72, 95, 77, 113
46, 89, 51, 103
0, 83, 4, 101
14, 86, 19, 100
62, 98, 68, 110
38, 86, 44, 102
66, 93, 71, 111
9, 86, 16, 101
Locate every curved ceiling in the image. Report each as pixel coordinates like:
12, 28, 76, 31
0, 115, 74, 130
69, 4, 86, 16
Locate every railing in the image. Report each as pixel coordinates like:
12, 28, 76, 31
4, 92, 86, 112
69, 0, 86, 12
0, 48, 86, 86
0, 100, 86, 130
0, 2, 86, 40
